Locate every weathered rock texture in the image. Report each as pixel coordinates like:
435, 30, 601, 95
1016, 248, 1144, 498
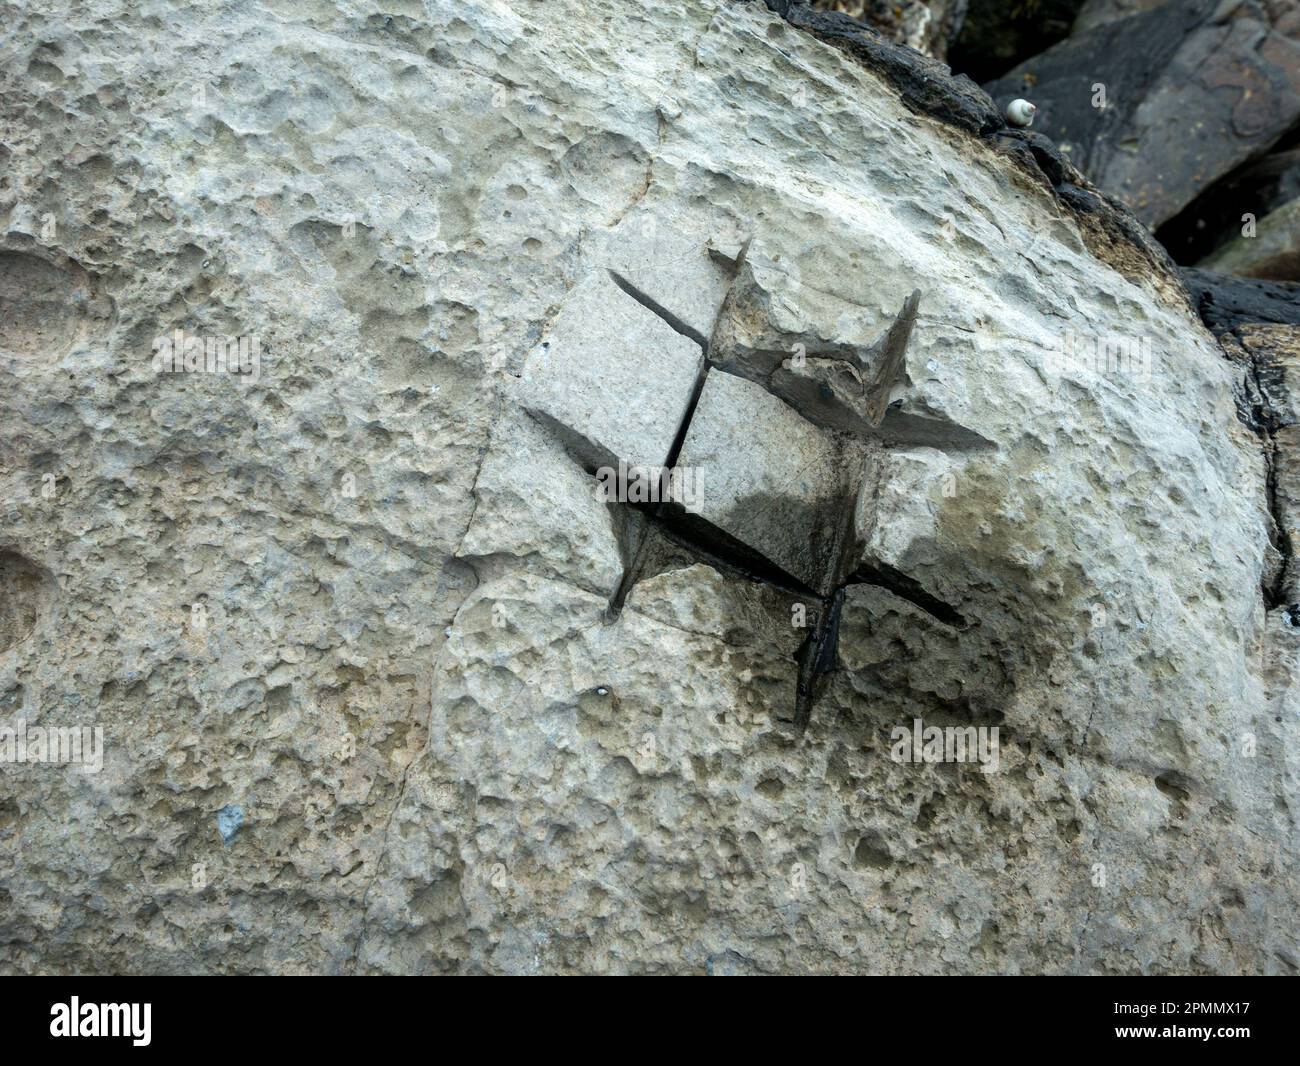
811, 0, 968, 58
1, 0, 1297, 974
1203, 196, 1300, 280
988, 0, 1300, 230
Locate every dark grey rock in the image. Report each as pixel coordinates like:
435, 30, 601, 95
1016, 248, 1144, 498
987, 0, 1300, 229
1202, 196, 1300, 281
1182, 267, 1300, 334
807, 1, 970, 59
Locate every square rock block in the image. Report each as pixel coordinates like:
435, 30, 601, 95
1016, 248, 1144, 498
519, 271, 705, 472
601, 214, 735, 345
670, 368, 855, 595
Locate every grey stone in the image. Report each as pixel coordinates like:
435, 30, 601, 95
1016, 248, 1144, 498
669, 368, 857, 595
1202, 196, 1300, 281
457, 407, 624, 598
987, 0, 1300, 229
768, 289, 920, 437
1, 0, 1294, 978
518, 271, 705, 472
595, 210, 737, 345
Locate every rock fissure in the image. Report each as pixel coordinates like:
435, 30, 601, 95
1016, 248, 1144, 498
846, 562, 968, 629
607, 269, 711, 350
537, 247, 953, 727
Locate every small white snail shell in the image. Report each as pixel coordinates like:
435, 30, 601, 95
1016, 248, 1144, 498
1005, 99, 1037, 128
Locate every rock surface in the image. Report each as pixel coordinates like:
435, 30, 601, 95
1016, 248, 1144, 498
811, 0, 969, 58
1073, 0, 1167, 32
987, 0, 1300, 230
670, 367, 857, 595
1182, 267, 1300, 334
1158, 144, 1300, 266
1203, 196, 1300, 280
1, 0, 1296, 975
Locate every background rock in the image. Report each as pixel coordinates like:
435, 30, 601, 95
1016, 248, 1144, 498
987, 0, 1300, 230
811, 0, 970, 58
1158, 139, 1300, 266
1073, 0, 1168, 32
949, 0, 1088, 82
1202, 196, 1300, 279
1182, 267, 1300, 334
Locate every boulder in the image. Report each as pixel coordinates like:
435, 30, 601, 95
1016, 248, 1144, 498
1, 0, 1294, 975
987, 0, 1300, 229
1202, 196, 1300, 280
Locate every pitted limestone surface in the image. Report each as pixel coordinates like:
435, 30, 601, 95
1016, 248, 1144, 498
4, 0, 1290, 977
